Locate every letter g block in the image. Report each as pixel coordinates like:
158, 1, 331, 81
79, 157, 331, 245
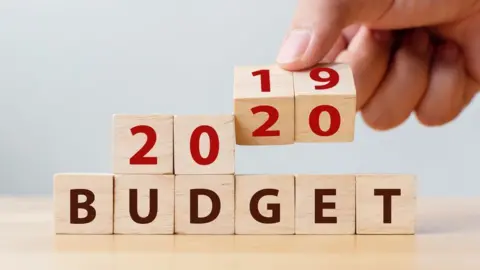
54, 173, 113, 234
235, 175, 294, 235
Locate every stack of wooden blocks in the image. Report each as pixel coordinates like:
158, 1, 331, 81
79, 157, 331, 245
54, 63, 416, 235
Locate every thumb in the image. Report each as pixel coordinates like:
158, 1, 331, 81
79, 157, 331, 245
276, 0, 390, 70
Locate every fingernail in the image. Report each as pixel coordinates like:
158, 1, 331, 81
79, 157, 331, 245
276, 29, 311, 64
406, 30, 430, 53
438, 43, 459, 62
372, 30, 392, 43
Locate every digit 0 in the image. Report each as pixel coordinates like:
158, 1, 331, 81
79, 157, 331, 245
310, 67, 339, 90
251, 105, 280, 137
129, 125, 158, 165
252, 69, 271, 92
309, 105, 341, 136
190, 125, 220, 165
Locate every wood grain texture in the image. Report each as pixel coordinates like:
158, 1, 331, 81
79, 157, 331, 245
295, 174, 355, 234
174, 115, 235, 175
114, 174, 174, 235
54, 173, 113, 234
356, 174, 416, 234
234, 65, 294, 145
235, 175, 294, 235
293, 63, 356, 142
174, 175, 235, 234
113, 114, 173, 174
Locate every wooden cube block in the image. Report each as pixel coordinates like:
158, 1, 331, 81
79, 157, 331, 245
54, 173, 113, 234
356, 174, 416, 234
295, 175, 355, 234
174, 175, 234, 234
113, 114, 173, 174
174, 115, 235, 175
235, 175, 294, 234
114, 174, 174, 234
293, 63, 356, 142
234, 65, 294, 145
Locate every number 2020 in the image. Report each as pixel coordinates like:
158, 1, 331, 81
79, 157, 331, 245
128, 125, 219, 166
250, 67, 341, 137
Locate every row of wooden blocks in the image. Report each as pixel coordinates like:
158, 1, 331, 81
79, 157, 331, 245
54, 173, 415, 235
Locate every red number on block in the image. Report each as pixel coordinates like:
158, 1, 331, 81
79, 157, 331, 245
251, 105, 280, 137
252, 69, 271, 92
130, 125, 157, 165
310, 67, 339, 90
190, 125, 220, 165
309, 105, 341, 136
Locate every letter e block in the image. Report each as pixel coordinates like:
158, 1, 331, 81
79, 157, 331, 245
174, 115, 235, 174
113, 114, 173, 174
114, 175, 174, 234
295, 175, 355, 234
356, 174, 416, 234
54, 173, 113, 234
234, 65, 294, 145
293, 63, 356, 142
235, 175, 294, 235
174, 175, 234, 234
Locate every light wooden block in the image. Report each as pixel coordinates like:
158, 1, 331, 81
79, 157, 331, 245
175, 175, 234, 234
234, 65, 294, 145
235, 175, 294, 235
114, 174, 174, 234
356, 174, 416, 234
174, 115, 235, 175
113, 114, 173, 174
295, 175, 355, 234
54, 173, 113, 234
293, 63, 356, 142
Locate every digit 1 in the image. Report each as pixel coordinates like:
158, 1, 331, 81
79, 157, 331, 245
309, 67, 340, 90
309, 105, 341, 136
252, 69, 271, 92
190, 125, 220, 165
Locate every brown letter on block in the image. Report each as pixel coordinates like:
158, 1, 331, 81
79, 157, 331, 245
374, 189, 401, 224
250, 189, 280, 224
190, 189, 221, 224
129, 189, 158, 224
70, 189, 96, 224
315, 189, 337, 224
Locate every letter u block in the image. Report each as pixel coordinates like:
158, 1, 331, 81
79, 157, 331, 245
114, 175, 174, 234
235, 175, 295, 234
54, 173, 113, 234
293, 63, 356, 142
234, 65, 295, 145
174, 175, 235, 234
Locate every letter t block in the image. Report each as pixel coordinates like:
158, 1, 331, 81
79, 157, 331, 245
293, 63, 356, 142
234, 65, 294, 145
356, 174, 416, 234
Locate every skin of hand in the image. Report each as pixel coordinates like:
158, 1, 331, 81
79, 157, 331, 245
276, 0, 480, 130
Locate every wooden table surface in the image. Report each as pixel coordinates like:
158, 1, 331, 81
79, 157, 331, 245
1, 197, 479, 269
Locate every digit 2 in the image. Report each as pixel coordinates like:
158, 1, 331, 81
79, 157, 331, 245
251, 105, 280, 137
129, 125, 158, 165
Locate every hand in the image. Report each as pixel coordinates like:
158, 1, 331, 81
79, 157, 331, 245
276, 0, 480, 130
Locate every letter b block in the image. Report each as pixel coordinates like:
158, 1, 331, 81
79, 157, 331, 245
54, 173, 113, 234
234, 65, 295, 145
114, 175, 174, 234
294, 63, 356, 142
235, 175, 294, 234
174, 115, 235, 174
356, 174, 416, 234
174, 175, 235, 234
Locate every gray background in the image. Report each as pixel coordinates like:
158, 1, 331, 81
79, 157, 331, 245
0, 0, 478, 196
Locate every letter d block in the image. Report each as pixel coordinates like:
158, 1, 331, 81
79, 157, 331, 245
235, 175, 294, 235
293, 63, 356, 142
114, 175, 174, 234
356, 174, 416, 234
174, 175, 234, 234
54, 173, 113, 234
